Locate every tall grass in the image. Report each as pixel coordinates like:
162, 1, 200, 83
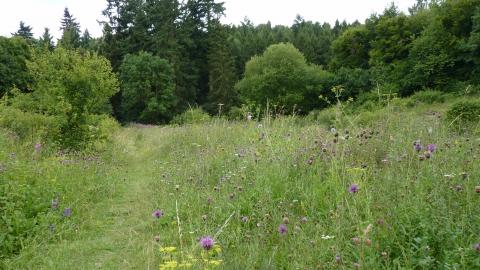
2, 97, 480, 269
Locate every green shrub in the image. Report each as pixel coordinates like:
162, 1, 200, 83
411, 89, 447, 104
171, 108, 211, 125
446, 100, 480, 128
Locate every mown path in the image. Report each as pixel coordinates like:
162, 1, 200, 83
8, 131, 166, 269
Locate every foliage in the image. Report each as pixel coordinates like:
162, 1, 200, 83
206, 20, 238, 112
235, 43, 328, 112
0, 36, 34, 97
10, 21, 34, 44
119, 51, 177, 124
446, 100, 480, 128
410, 89, 448, 104
37, 27, 55, 53
17, 48, 120, 150
329, 25, 371, 70
170, 107, 211, 125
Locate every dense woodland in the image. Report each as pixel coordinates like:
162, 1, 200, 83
1, 0, 479, 128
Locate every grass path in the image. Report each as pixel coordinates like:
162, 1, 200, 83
7, 129, 169, 269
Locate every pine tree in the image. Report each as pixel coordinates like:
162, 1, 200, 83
38, 27, 55, 52
11, 21, 34, 42
207, 20, 238, 112
81, 29, 92, 49
59, 7, 81, 48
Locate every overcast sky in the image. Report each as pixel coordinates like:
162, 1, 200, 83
0, 0, 417, 40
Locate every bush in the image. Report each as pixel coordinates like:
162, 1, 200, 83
171, 108, 211, 125
411, 89, 447, 104
446, 100, 480, 128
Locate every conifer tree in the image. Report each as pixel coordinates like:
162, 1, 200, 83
11, 21, 34, 43
207, 19, 238, 112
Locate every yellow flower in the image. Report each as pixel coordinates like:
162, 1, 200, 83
159, 247, 177, 253
52, 179, 56, 182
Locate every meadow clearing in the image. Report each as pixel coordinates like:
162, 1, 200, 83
2, 96, 480, 269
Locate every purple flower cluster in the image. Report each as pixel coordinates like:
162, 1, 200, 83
152, 210, 164, 218
199, 236, 214, 251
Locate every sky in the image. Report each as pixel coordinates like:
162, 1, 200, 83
0, 0, 418, 40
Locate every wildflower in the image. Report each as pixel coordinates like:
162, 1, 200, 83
427, 144, 436, 151
354, 262, 359, 269
35, 143, 42, 149
382, 251, 387, 259
242, 216, 248, 222
49, 224, 55, 233
301, 217, 307, 223
258, 124, 262, 128
438, 113, 443, 118
331, 128, 336, 133
456, 185, 462, 191
279, 225, 287, 234
52, 198, 59, 208
306, 159, 312, 165
207, 197, 211, 202
414, 144, 423, 151
152, 210, 164, 218
353, 237, 361, 243
63, 208, 71, 217
199, 236, 214, 251
474, 244, 479, 251
295, 226, 301, 231
349, 185, 358, 193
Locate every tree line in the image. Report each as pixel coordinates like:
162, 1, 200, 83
1, 0, 479, 126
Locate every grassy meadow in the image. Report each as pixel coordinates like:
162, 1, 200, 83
2, 96, 480, 269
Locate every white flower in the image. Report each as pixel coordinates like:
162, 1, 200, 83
321, 235, 335, 239
331, 128, 336, 133
247, 115, 252, 119
258, 124, 263, 128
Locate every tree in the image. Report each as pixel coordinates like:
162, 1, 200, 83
11, 21, 34, 44
235, 43, 326, 112
329, 25, 371, 70
182, 0, 226, 104
119, 51, 177, 124
0, 36, 34, 97
37, 27, 55, 52
59, 7, 81, 48
25, 48, 119, 149
80, 29, 92, 49
207, 20, 238, 112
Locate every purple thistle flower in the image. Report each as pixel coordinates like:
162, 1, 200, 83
414, 145, 423, 151
63, 208, 71, 217
301, 217, 307, 223
306, 159, 312, 165
426, 144, 436, 151
335, 256, 341, 263
354, 262, 359, 269
49, 224, 55, 233
35, 143, 42, 149
279, 225, 287, 234
152, 210, 164, 218
242, 216, 248, 222
474, 243, 480, 251
206, 197, 211, 203
349, 185, 358, 193
456, 185, 462, 191
199, 236, 214, 251
353, 237, 361, 243
295, 226, 301, 231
